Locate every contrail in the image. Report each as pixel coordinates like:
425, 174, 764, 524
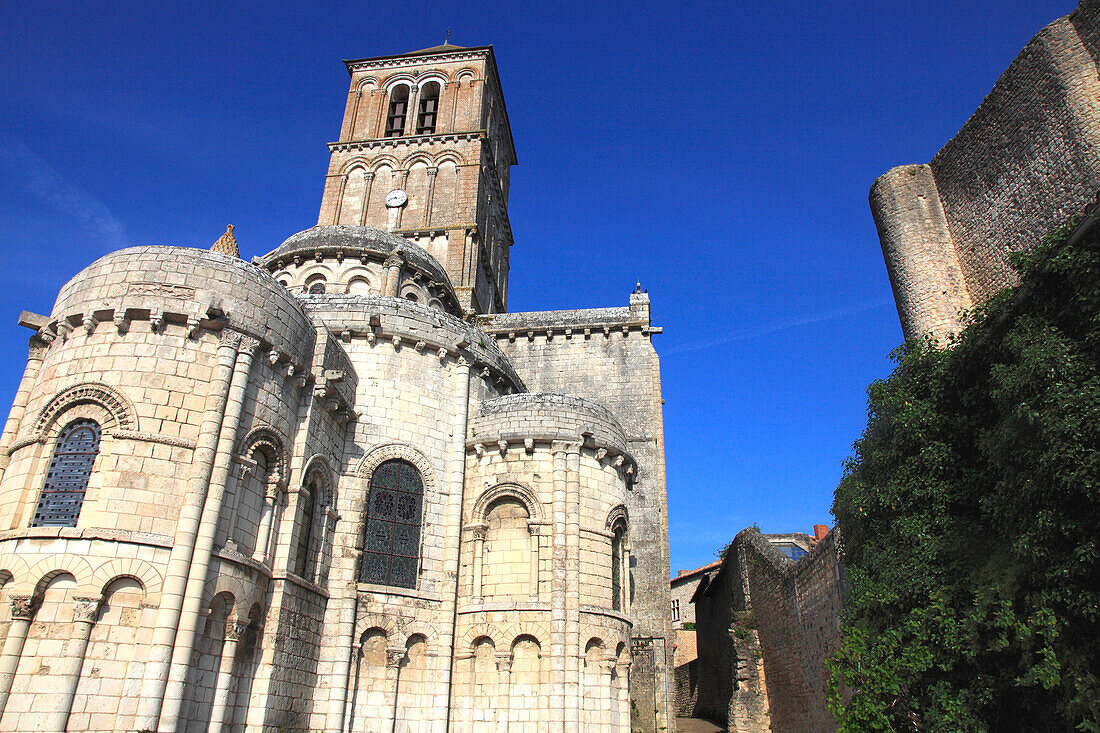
0, 138, 129, 249
662, 298, 893, 356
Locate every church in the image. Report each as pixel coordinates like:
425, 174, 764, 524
0, 43, 673, 731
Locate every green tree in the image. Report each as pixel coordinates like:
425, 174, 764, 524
829, 220, 1100, 732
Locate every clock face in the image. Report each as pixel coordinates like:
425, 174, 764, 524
385, 189, 408, 208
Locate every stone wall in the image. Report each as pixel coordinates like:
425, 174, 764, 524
871, 0, 1100, 339
478, 291, 674, 732
737, 528, 844, 733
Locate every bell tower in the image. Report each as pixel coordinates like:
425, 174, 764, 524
317, 43, 517, 315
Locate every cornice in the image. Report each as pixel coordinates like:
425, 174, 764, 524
346, 49, 489, 73
327, 131, 485, 154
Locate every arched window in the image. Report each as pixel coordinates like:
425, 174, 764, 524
33, 418, 101, 527
359, 459, 423, 588
306, 275, 327, 295
416, 82, 440, 134
294, 482, 317, 580
611, 522, 626, 611
385, 85, 410, 137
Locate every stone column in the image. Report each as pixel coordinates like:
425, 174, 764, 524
469, 524, 487, 601
207, 619, 247, 733
406, 86, 420, 135
381, 253, 404, 297
359, 172, 375, 226
333, 174, 349, 225
252, 481, 281, 564
160, 335, 259, 732
385, 646, 404, 733
0, 596, 35, 719
528, 522, 541, 601
43, 596, 100, 733
564, 444, 582, 727
137, 329, 241, 730
440, 356, 472, 728
0, 339, 46, 474
424, 167, 438, 227
495, 652, 512, 733
599, 656, 618, 731
547, 443, 569, 727
615, 659, 631, 733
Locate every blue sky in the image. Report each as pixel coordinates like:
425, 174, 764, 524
0, 0, 1075, 575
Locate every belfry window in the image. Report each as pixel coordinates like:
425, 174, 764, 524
416, 82, 440, 134
385, 85, 410, 137
359, 459, 424, 589
33, 418, 101, 527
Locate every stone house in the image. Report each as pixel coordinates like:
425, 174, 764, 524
0, 43, 673, 732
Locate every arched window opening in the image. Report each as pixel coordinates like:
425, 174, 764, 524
385, 85, 410, 137
359, 459, 424, 589
306, 275, 327, 295
294, 482, 317, 580
611, 522, 626, 612
33, 418, 101, 527
416, 82, 440, 134
405, 292, 419, 303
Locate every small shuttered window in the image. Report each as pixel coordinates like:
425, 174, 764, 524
359, 459, 423, 589
294, 485, 317, 580
385, 85, 410, 137
33, 418, 101, 527
416, 82, 440, 134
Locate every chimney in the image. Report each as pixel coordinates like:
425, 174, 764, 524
813, 524, 830, 542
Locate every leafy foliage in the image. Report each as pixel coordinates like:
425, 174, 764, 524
829, 220, 1100, 732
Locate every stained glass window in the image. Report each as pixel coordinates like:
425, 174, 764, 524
359, 459, 423, 589
33, 418, 101, 527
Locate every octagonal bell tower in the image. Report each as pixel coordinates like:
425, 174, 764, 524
317, 43, 517, 316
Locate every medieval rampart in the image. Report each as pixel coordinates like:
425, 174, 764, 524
872, 0, 1100, 339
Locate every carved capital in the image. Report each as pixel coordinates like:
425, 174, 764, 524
238, 336, 262, 356
72, 596, 101, 623
10, 595, 35, 620
219, 328, 243, 349
468, 523, 488, 541
37, 326, 56, 345
27, 340, 49, 361
386, 647, 406, 669
495, 652, 513, 673
225, 619, 249, 642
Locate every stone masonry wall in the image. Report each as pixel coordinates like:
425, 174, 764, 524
738, 529, 844, 733
871, 0, 1100, 339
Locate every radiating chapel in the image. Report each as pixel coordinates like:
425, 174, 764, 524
0, 43, 673, 731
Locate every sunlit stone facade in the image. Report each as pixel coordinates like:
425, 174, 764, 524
0, 43, 672, 732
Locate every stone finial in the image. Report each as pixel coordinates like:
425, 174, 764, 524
211, 225, 240, 258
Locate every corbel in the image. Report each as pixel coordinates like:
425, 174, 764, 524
596, 448, 608, 461
564, 328, 572, 340
584, 328, 591, 339
415, 340, 426, 353
497, 439, 508, 455
186, 316, 202, 339
82, 314, 99, 335
392, 335, 402, 351
56, 320, 73, 342
474, 443, 485, 458
437, 347, 448, 361
150, 312, 164, 333
113, 311, 129, 334
508, 331, 516, 342
341, 329, 352, 342
524, 438, 534, 454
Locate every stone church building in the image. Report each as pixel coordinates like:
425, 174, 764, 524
0, 44, 673, 731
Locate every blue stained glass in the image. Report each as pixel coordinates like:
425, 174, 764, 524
358, 459, 423, 589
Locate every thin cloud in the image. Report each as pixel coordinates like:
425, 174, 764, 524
0, 138, 128, 249
663, 298, 893, 356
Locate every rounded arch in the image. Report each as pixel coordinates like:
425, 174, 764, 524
472, 482, 543, 523
605, 504, 629, 533
355, 442, 437, 496
19, 557, 94, 597
355, 75, 379, 91
339, 158, 371, 176
413, 73, 448, 90
34, 382, 137, 435
434, 152, 467, 167
237, 426, 288, 488
91, 559, 162, 603
381, 74, 417, 91
452, 68, 478, 83
302, 454, 336, 505
402, 152, 434, 169
356, 613, 400, 642
459, 624, 501, 651
367, 154, 401, 171
498, 620, 550, 648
